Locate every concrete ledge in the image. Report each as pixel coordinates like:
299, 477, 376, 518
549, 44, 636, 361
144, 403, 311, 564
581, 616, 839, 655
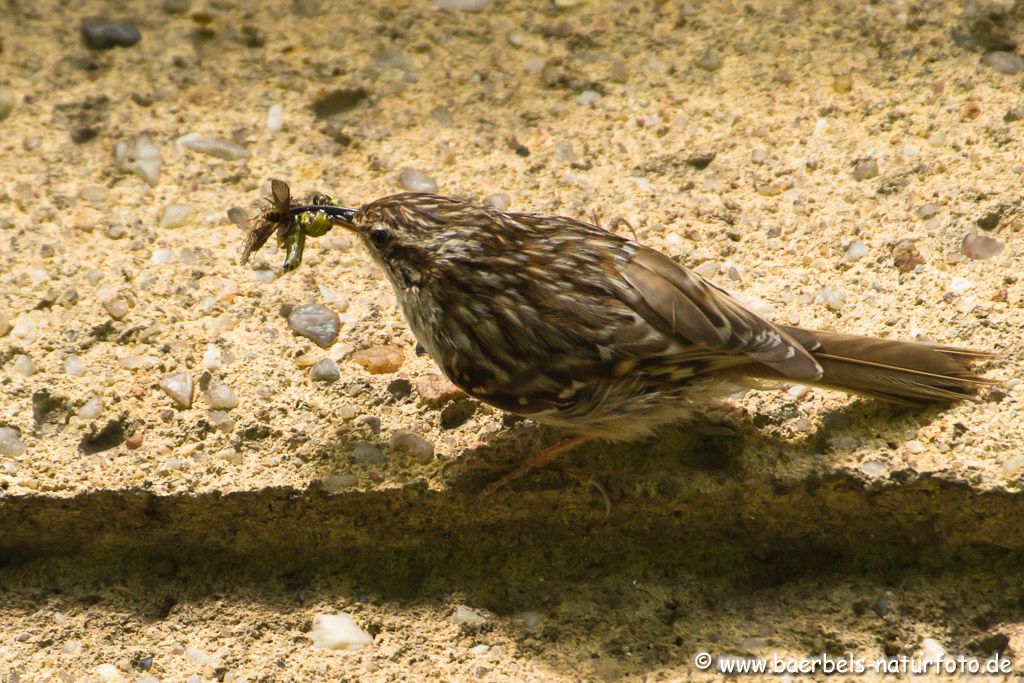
3, 471, 1022, 607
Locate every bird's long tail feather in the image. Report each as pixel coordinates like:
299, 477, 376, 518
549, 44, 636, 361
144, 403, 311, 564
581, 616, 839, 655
765, 327, 997, 404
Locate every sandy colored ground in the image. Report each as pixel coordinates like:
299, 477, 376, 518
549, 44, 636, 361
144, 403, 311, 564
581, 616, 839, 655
1, 0, 1022, 680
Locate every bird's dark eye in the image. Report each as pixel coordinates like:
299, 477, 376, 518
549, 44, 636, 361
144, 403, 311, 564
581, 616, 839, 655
369, 227, 390, 249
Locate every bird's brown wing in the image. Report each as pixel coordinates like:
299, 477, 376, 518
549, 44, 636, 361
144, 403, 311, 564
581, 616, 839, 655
620, 247, 824, 381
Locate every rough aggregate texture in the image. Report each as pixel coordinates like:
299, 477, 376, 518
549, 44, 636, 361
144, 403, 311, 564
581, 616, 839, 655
0, 0, 1022, 680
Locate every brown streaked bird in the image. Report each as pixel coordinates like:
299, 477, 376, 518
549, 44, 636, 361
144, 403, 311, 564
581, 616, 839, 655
246, 185, 995, 501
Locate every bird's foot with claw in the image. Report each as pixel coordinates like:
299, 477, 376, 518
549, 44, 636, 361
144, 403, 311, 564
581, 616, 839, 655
443, 436, 611, 516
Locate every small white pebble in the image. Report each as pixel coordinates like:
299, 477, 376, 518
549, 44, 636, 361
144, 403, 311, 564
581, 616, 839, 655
185, 645, 219, 667
515, 611, 542, 628
0, 427, 26, 457
398, 169, 438, 193
904, 440, 925, 454
577, 90, 602, 105
160, 372, 194, 409
1002, 453, 1024, 477
266, 103, 284, 132
78, 397, 104, 420
948, 277, 973, 294
160, 204, 195, 229
205, 383, 238, 410
95, 663, 120, 681
177, 133, 249, 160
389, 430, 435, 464
814, 286, 846, 311
11, 354, 36, 376
861, 461, 887, 477
63, 640, 81, 655
203, 344, 222, 370
321, 473, 358, 493
787, 384, 809, 399
920, 638, 946, 662
311, 613, 373, 651
694, 261, 720, 279
961, 233, 1004, 260
207, 409, 234, 432
832, 435, 857, 450
844, 239, 868, 262
483, 193, 510, 211
151, 248, 175, 265
64, 354, 86, 376
452, 605, 486, 625
11, 314, 39, 343
218, 447, 243, 465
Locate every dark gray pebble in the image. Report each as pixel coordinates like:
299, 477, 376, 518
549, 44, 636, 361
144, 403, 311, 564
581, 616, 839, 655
80, 17, 141, 50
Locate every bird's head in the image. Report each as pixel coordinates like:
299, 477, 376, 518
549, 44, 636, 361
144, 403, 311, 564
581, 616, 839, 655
333, 192, 505, 289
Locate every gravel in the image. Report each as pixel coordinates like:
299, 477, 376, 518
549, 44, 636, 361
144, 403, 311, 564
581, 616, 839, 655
431, 106, 454, 126
78, 397, 104, 420
961, 233, 1004, 260
203, 344, 222, 370
204, 383, 239, 410
176, 133, 250, 160
207, 410, 234, 432
287, 304, 340, 348
948, 276, 974, 294
414, 373, 463, 407
441, 399, 477, 429
64, 355, 86, 376
352, 441, 386, 465
814, 286, 846, 311
351, 346, 405, 374
80, 18, 141, 50
982, 51, 1024, 74
101, 295, 130, 320
515, 611, 542, 628
311, 88, 368, 118
321, 473, 358, 492
432, 0, 492, 9
844, 240, 868, 262
398, 169, 438, 192
11, 314, 38, 342
266, 103, 284, 133
452, 605, 486, 625
114, 134, 161, 186
892, 239, 925, 273
852, 158, 879, 180
0, 428, 25, 457
0, 86, 17, 121
389, 430, 435, 464
311, 613, 373, 651
310, 358, 341, 382
160, 204, 195, 229
159, 372, 194, 409
11, 354, 36, 376
696, 50, 722, 71
483, 193, 510, 211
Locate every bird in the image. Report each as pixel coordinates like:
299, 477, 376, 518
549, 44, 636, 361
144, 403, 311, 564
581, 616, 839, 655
244, 183, 995, 501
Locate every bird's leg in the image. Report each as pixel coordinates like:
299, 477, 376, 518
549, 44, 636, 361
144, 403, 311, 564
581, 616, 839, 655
544, 460, 612, 517
478, 435, 591, 498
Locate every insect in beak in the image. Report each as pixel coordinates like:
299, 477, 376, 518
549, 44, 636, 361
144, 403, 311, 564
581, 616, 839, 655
239, 179, 358, 272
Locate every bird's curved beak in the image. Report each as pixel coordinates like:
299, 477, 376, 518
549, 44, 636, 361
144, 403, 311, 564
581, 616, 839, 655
290, 205, 361, 232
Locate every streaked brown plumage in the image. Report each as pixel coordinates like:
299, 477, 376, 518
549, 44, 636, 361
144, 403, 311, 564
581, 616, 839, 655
245, 184, 995, 496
